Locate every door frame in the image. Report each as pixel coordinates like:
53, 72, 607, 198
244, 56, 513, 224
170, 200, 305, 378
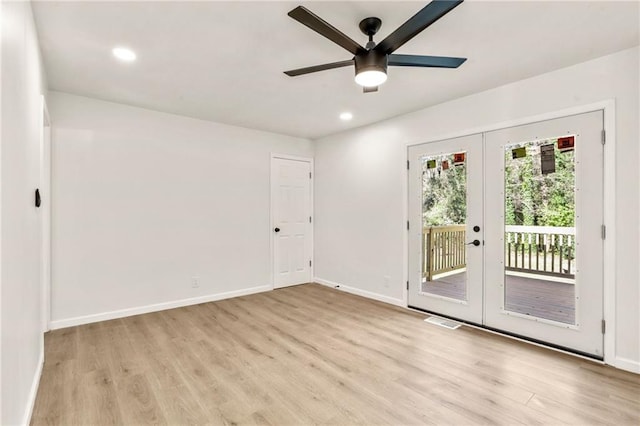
403, 99, 616, 366
40, 95, 52, 334
270, 153, 314, 289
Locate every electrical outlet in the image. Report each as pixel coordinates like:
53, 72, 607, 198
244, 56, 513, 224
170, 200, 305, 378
191, 276, 199, 288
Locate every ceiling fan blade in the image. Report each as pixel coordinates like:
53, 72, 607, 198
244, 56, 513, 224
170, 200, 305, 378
388, 54, 466, 68
288, 6, 366, 55
363, 86, 378, 93
284, 59, 354, 77
374, 0, 464, 55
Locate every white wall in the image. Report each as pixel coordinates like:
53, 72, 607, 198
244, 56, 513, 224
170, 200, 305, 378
48, 92, 313, 327
1, 1, 48, 424
314, 47, 639, 371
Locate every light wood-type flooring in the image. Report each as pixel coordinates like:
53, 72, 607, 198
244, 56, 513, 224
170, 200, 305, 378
32, 283, 639, 425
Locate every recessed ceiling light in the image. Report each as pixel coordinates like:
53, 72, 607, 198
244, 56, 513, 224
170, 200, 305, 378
112, 47, 136, 62
339, 112, 353, 121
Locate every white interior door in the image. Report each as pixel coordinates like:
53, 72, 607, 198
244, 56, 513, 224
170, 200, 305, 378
484, 111, 604, 357
408, 134, 484, 324
408, 111, 604, 358
272, 156, 312, 289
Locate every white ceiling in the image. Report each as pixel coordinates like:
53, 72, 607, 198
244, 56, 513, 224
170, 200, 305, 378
32, 1, 639, 139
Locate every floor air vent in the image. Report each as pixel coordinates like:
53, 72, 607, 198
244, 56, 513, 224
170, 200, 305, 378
425, 316, 461, 330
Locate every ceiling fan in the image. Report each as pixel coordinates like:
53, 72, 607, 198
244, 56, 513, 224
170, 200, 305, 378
284, 0, 467, 93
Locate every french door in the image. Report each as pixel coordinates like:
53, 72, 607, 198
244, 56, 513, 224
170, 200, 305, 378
408, 111, 605, 358
408, 134, 484, 324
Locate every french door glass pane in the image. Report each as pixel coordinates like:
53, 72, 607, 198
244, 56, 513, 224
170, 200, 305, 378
421, 152, 467, 301
503, 137, 576, 324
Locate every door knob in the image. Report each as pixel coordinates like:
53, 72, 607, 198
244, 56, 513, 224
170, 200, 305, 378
473, 226, 480, 232
274, 227, 280, 233
467, 239, 480, 246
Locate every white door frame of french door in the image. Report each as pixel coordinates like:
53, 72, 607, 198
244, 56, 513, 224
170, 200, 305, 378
40, 95, 52, 334
270, 153, 314, 289
403, 100, 617, 367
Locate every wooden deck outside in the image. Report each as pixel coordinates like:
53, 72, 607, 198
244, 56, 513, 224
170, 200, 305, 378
423, 272, 575, 324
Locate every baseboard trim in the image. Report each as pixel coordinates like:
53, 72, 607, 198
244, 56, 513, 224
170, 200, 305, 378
49, 285, 272, 330
612, 356, 640, 374
21, 345, 44, 426
314, 277, 404, 307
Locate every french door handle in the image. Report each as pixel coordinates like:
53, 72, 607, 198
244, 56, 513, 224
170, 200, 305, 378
467, 240, 480, 246
274, 227, 281, 233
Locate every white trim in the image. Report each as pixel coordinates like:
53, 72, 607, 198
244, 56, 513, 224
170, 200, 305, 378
270, 154, 314, 289
314, 277, 405, 307
40, 95, 51, 333
21, 347, 44, 426
612, 356, 640, 374
405, 100, 616, 148
49, 284, 271, 330
601, 100, 616, 370
402, 152, 409, 308
505, 225, 575, 235
271, 153, 313, 163
403, 100, 618, 367
0, 1, 3, 419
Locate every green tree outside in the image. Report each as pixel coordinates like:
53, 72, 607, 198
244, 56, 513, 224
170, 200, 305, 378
421, 140, 576, 228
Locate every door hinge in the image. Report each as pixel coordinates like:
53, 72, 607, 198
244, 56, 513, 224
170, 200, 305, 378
601, 319, 606, 334
601, 129, 606, 145
309, 260, 312, 267
601, 224, 606, 240
407, 221, 410, 230
407, 160, 410, 170
406, 281, 409, 290
309, 172, 312, 179
309, 216, 312, 223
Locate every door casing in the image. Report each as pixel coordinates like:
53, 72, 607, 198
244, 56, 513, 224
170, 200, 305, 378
40, 95, 52, 334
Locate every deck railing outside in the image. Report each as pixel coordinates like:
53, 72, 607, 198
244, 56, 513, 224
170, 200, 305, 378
422, 225, 466, 281
422, 225, 576, 280
505, 225, 575, 278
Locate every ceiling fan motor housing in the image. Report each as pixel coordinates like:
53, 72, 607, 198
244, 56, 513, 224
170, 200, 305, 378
354, 51, 388, 77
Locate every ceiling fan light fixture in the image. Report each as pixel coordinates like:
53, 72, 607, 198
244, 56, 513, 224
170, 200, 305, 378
355, 70, 387, 87
354, 52, 388, 87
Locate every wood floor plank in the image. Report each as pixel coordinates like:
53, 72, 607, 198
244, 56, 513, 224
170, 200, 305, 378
77, 368, 123, 426
32, 284, 640, 425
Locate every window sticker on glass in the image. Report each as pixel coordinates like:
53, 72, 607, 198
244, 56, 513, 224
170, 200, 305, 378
426, 159, 437, 169
453, 152, 465, 166
442, 160, 449, 170
511, 147, 527, 159
540, 143, 556, 175
557, 136, 575, 153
